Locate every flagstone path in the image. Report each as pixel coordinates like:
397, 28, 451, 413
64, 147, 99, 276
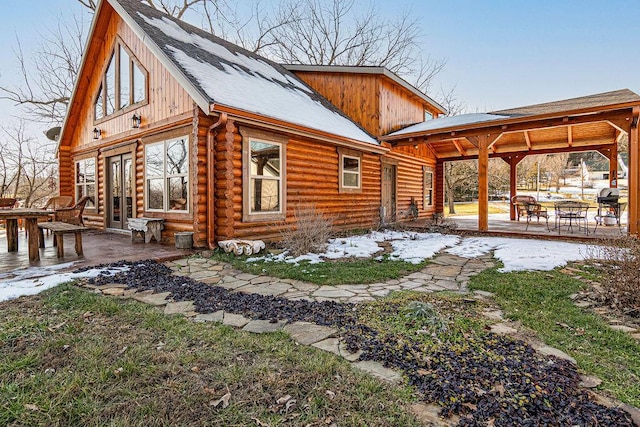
164, 252, 496, 303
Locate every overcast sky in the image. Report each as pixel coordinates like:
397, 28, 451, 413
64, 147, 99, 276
1, 0, 639, 142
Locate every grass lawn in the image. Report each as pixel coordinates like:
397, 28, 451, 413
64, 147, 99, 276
212, 251, 427, 286
0, 285, 421, 427
469, 267, 640, 407
444, 202, 508, 216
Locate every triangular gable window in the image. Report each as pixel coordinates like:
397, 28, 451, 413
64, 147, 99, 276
94, 40, 147, 121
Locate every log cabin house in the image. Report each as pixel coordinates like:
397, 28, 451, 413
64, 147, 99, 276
58, 0, 640, 248
57, 0, 446, 248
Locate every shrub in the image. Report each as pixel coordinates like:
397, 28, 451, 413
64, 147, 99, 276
588, 237, 640, 316
403, 301, 448, 333
280, 205, 334, 257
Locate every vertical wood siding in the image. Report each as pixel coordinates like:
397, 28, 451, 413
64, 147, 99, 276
292, 72, 381, 136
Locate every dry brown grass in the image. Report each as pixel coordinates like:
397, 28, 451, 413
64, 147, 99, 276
588, 237, 640, 316
279, 205, 334, 257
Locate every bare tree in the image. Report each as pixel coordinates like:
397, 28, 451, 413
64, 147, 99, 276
258, 0, 444, 92
3, 0, 449, 127
0, 17, 86, 125
0, 121, 57, 206
545, 153, 569, 192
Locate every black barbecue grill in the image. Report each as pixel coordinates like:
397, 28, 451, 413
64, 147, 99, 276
594, 188, 626, 231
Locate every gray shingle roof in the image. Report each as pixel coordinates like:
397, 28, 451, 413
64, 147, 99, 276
112, 0, 377, 145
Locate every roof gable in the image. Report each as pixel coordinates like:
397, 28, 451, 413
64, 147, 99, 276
111, 0, 377, 145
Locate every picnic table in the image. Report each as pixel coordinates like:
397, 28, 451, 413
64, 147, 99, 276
0, 208, 50, 262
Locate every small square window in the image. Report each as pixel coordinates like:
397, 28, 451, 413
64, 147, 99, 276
339, 149, 362, 193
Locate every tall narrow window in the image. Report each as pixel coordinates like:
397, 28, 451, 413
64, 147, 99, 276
94, 40, 147, 121
424, 168, 434, 207
75, 158, 96, 208
241, 128, 287, 222
249, 141, 282, 214
105, 54, 116, 116
119, 46, 130, 110
145, 136, 189, 212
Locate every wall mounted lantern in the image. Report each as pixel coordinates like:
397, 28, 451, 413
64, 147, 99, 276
93, 127, 101, 140
132, 113, 141, 129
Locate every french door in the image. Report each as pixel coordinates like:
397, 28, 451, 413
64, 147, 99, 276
107, 154, 133, 229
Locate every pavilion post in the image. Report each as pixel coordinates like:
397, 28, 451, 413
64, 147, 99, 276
478, 135, 489, 231
609, 144, 618, 188
435, 161, 444, 216
503, 155, 525, 220
629, 108, 640, 236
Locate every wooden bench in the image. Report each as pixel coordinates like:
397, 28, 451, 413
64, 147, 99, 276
127, 217, 164, 243
38, 222, 89, 258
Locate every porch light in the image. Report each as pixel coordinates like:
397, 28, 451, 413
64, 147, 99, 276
93, 127, 101, 139
132, 113, 141, 128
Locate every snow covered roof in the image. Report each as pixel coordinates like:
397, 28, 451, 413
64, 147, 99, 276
110, 0, 377, 146
388, 113, 511, 136
386, 89, 640, 139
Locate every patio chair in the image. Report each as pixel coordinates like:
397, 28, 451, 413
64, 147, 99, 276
43, 196, 73, 211
554, 201, 590, 235
53, 196, 91, 226
522, 201, 549, 231
512, 195, 543, 221
0, 198, 17, 209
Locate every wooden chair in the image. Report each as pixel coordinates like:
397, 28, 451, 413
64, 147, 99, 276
0, 198, 17, 228
43, 196, 73, 211
53, 196, 91, 226
0, 198, 17, 209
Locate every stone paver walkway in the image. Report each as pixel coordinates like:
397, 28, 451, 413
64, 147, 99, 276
80, 250, 640, 425
164, 251, 496, 303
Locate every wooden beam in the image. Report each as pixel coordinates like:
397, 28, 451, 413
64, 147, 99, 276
478, 135, 489, 231
509, 157, 518, 220
628, 107, 640, 235
437, 142, 616, 161
567, 126, 573, 147
452, 139, 466, 156
524, 131, 532, 150
435, 161, 444, 215
391, 110, 634, 146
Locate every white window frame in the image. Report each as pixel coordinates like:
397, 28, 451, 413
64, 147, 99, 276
248, 139, 283, 215
338, 148, 362, 193
423, 167, 434, 208
241, 127, 287, 222
144, 136, 189, 213
75, 158, 96, 209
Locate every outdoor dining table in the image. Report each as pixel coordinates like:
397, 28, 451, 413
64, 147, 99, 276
0, 208, 51, 262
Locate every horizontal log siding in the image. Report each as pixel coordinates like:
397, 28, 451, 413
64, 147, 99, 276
193, 112, 213, 247
387, 145, 437, 221
231, 130, 382, 241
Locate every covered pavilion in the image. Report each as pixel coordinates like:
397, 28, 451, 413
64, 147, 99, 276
382, 89, 640, 236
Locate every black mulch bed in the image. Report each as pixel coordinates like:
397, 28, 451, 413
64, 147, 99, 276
77, 260, 635, 427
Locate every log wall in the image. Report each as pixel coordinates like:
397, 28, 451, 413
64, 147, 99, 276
212, 123, 382, 242
387, 145, 437, 221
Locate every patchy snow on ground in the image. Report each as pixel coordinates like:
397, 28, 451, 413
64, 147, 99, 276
388, 234, 460, 264
447, 237, 593, 272
247, 230, 596, 272
0, 265, 129, 303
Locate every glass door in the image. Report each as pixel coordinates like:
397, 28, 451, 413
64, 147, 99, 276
107, 154, 133, 229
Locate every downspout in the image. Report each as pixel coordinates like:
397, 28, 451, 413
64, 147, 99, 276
206, 113, 228, 249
